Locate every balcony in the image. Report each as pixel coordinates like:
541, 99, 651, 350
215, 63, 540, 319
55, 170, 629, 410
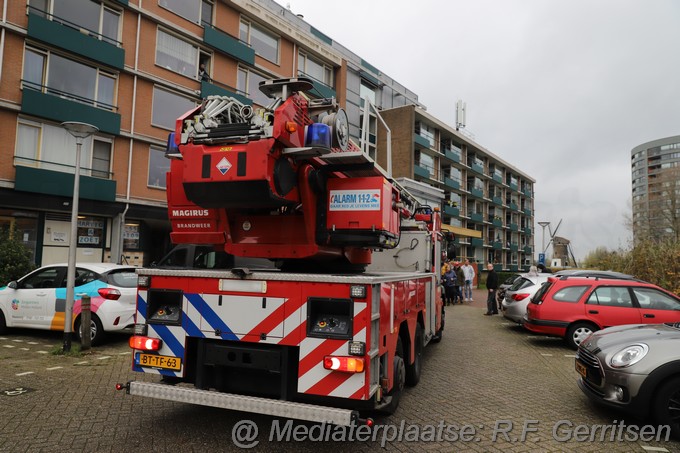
525, 227, 532, 236
523, 246, 533, 254
469, 187, 484, 199
298, 71, 336, 99
492, 241, 502, 250
27, 10, 124, 69
444, 149, 461, 163
523, 187, 533, 197
509, 181, 519, 191
508, 202, 519, 211
510, 243, 519, 252
492, 218, 503, 228
201, 80, 252, 105
471, 238, 484, 247
21, 86, 121, 135
493, 264, 503, 272
443, 205, 459, 217
510, 264, 519, 272
444, 177, 460, 190
510, 223, 519, 232
414, 165, 431, 179
493, 196, 503, 206
204, 26, 255, 65
414, 133, 431, 149
14, 165, 116, 202
493, 173, 503, 183
471, 162, 484, 175
469, 212, 484, 223
524, 208, 532, 216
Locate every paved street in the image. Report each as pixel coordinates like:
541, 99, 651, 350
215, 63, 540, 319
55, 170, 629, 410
1, 288, 678, 452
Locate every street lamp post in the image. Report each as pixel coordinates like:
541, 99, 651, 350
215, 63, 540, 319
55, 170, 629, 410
61, 121, 99, 352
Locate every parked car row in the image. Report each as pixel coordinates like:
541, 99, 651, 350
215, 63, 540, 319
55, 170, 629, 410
499, 270, 680, 439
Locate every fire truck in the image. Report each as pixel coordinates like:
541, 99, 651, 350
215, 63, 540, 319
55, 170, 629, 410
117, 77, 445, 426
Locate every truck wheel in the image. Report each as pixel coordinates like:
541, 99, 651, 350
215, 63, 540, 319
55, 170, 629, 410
431, 308, 444, 343
75, 314, 106, 346
653, 376, 680, 439
380, 338, 406, 415
565, 322, 597, 350
405, 323, 423, 386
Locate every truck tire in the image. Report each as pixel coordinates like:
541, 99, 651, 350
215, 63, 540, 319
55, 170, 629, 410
431, 307, 444, 343
653, 376, 680, 439
405, 323, 423, 386
380, 338, 406, 415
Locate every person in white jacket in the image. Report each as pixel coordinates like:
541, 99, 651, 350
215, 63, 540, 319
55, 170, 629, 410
461, 259, 476, 302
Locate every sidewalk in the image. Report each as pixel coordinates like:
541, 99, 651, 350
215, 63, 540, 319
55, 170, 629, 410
446, 287, 495, 312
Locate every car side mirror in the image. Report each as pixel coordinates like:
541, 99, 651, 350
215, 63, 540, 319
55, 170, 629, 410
8, 281, 18, 289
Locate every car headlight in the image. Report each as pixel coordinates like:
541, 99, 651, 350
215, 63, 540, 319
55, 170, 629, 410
610, 344, 649, 368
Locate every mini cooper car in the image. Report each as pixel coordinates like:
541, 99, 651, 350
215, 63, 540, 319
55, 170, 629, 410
575, 322, 680, 439
0, 263, 137, 345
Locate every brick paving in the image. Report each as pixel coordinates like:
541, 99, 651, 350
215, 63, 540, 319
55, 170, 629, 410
0, 289, 678, 452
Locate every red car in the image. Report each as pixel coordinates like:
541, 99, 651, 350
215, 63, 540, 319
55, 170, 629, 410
524, 276, 680, 349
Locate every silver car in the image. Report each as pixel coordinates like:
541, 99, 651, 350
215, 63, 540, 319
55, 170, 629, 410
501, 273, 551, 323
575, 322, 680, 439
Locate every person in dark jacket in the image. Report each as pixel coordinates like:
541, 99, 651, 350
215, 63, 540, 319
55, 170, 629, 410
442, 264, 457, 306
484, 263, 499, 315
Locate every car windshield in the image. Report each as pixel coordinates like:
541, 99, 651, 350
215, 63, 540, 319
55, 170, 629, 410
107, 270, 138, 288
509, 277, 534, 291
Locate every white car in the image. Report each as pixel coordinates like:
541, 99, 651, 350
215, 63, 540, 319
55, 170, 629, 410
501, 273, 551, 323
0, 263, 137, 345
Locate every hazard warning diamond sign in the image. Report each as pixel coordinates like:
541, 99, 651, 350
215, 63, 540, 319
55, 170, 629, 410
216, 157, 232, 175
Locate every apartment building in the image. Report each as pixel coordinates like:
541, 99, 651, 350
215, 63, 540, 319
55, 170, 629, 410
0, 0, 533, 271
631, 135, 680, 241
380, 106, 535, 271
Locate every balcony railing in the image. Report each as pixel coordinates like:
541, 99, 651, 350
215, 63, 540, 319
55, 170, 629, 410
28, 6, 123, 47
23, 80, 117, 112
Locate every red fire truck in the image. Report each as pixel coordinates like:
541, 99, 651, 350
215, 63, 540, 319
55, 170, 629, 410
117, 78, 445, 426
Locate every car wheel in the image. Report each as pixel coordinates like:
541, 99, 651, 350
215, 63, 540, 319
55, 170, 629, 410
565, 322, 597, 350
653, 376, 680, 439
405, 323, 423, 386
380, 337, 406, 415
75, 314, 106, 346
431, 307, 445, 344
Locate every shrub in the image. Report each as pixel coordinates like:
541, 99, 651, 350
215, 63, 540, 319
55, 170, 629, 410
0, 224, 35, 285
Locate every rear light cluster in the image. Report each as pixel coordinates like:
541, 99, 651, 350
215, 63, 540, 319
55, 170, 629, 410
98, 288, 121, 300
129, 336, 162, 351
323, 356, 365, 373
511, 293, 530, 301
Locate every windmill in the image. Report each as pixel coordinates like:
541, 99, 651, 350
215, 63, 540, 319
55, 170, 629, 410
544, 219, 578, 267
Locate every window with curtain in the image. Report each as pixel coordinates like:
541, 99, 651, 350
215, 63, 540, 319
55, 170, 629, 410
52, 0, 121, 44
152, 86, 195, 130
299, 51, 333, 86
15, 120, 111, 177
237, 68, 270, 107
156, 29, 198, 77
148, 146, 170, 189
240, 19, 278, 63
158, 0, 200, 24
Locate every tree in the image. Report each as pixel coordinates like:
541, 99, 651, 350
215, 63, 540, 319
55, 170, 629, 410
0, 224, 35, 285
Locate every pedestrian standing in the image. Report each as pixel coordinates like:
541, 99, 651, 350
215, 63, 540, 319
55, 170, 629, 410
461, 259, 475, 302
442, 264, 457, 306
453, 261, 464, 304
484, 263, 499, 315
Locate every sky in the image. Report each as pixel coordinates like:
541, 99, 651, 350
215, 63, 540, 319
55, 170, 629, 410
281, 0, 680, 261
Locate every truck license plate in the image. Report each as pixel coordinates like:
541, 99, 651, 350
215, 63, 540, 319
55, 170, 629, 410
575, 360, 587, 378
137, 353, 181, 371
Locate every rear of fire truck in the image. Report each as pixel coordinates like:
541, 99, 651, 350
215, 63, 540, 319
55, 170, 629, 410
117, 78, 444, 425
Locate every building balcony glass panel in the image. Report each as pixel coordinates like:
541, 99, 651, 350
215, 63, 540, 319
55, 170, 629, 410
200, 81, 252, 105
469, 187, 484, 199
509, 182, 519, 191
492, 241, 502, 250
414, 165, 430, 179
27, 11, 124, 69
510, 264, 519, 272
444, 177, 460, 190
21, 87, 121, 135
444, 205, 459, 217
509, 202, 519, 211
471, 238, 484, 247
444, 149, 460, 163
524, 208, 532, 216
414, 133, 431, 149
493, 172, 503, 183
510, 243, 519, 252
525, 227, 532, 236
492, 218, 503, 227
469, 212, 484, 223
298, 71, 336, 99
471, 163, 484, 175
493, 264, 503, 272
510, 223, 519, 232
523, 246, 532, 254
204, 26, 255, 65
14, 165, 116, 202
523, 187, 532, 197
493, 196, 503, 206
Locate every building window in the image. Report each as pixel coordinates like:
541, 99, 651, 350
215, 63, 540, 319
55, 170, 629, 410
31, 0, 121, 45
23, 47, 117, 110
148, 146, 170, 189
298, 51, 333, 86
201, 0, 213, 26
237, 67, 270, 107
151, 86, 195, 130
239, 19, 279, 64
156, 29, 201, 78
158, 0, 213, 26
359, 81, 376, 107
15, 119, 111, 178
